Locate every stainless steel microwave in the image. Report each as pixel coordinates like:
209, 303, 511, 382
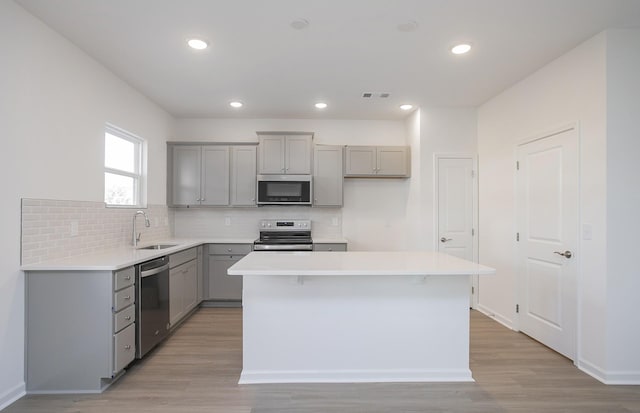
256, 174, 312, 205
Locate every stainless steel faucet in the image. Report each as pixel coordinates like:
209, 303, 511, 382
133, 210, 151, 247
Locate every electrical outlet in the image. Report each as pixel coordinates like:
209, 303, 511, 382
70, 220, 79, 237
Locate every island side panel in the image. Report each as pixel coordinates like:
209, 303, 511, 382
240, 274, 472, 383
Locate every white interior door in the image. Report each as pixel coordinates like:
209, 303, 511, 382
436, 157, 476, 306
517, 126, 578, 360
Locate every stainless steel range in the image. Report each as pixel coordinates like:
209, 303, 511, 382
253, 219, 313, 251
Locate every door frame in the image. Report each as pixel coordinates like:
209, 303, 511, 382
434, 153, 479, 308
514, 121, 581, 361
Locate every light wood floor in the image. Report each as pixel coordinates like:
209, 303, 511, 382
7, 308, 640, 412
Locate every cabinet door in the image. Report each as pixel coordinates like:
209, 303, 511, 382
285, 135, 312, 174
313, 243, 347, 252
182, 260, 198, 313
344, 146, 377, 176
377, 146, 409, 176
113, 323, 135, 374
171, 145, 202, 206
208, 255, 243, 300
313, 145, 343, 206
169, 266, 184, 326
201, 146, 230, 206
231, 146, 257, 206
258, 136, 285, 174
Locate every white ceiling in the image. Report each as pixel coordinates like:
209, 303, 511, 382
16, 0, 640, 120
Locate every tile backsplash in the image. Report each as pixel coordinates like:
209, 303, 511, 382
172, 206, 343, 239
21, 198, 171, 265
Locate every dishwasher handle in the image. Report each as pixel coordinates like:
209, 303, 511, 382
139, 256, 169, 278
140, 263, 169, 278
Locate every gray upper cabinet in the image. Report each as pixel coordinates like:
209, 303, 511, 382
171, 145, 201, 206
258, 133, 312, 174
201, 146, 230, 206
344, 146, 410, 178
231, 146, 257, 206
168, 143, 256, 207
313, 145, 344, 207
169, 145, 229, 206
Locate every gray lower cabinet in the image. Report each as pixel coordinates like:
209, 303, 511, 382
207, 243, 252, 302
25, 266, 136, 393
169, 247, 199, 327
313, 243, 348, 252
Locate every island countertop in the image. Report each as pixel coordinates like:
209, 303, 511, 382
228, 251, 495, 277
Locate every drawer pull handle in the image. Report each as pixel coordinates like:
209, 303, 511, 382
124, 345, 131, 350
124, 296, 131, 300
124, 275, 131, 280
125, 316, 131, 320
227, 248, 232, 252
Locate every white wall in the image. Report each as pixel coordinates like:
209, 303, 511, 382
478, 29, 640, 383
172, 111, 477, 251
172, 118, 411, 250
605, 29, 640, 380
0, 2, 173, 408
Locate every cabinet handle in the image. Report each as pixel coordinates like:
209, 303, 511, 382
124, 276, 131, 280
124, 345, 131, 350
125, 316, 131, 320
227, 248, 232, 252
124, 295, 131, 300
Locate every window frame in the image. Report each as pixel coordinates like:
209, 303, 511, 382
104, 123, 146, 208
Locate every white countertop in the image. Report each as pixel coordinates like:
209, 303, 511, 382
228, 251, 495, 276
311, 237, 349, 244
21, 238, 256, 272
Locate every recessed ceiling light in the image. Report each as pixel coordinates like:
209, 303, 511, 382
187, 38, 208, 50
229, 101, 244, 108
315, 102, 328, 109
400, 104, 414, 111
451, 43, 472, 55
290, 18, 309, 30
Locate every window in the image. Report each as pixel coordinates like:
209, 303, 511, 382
104, 124, 145, 207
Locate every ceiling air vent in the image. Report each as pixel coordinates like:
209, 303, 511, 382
362, 92, 391, 98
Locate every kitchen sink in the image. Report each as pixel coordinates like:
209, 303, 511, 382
137, 244, 177, 250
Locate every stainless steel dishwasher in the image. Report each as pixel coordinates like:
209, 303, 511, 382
135, 256, 170, 358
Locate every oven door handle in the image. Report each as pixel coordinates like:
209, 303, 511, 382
140, 263, 170, 278
253, 244, 313, 251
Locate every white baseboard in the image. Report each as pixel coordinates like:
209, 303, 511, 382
475, 304, 515, 330
578, 359, 640, 385
0, 382, 25, 411
239, 368, 474, 384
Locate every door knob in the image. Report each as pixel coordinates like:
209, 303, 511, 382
440, 237, 452, 243
554, 250, 573, 259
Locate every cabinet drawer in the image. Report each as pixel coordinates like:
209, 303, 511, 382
113, 305, 135, 333
113, 323, 135, 374
114, 285, 135, 312
114, 266, 135, 291
170, 247, 198, 268
209, 243, 252, 255
313, 243, 347, 252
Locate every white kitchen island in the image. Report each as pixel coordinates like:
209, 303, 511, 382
228, 251, 495, 384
